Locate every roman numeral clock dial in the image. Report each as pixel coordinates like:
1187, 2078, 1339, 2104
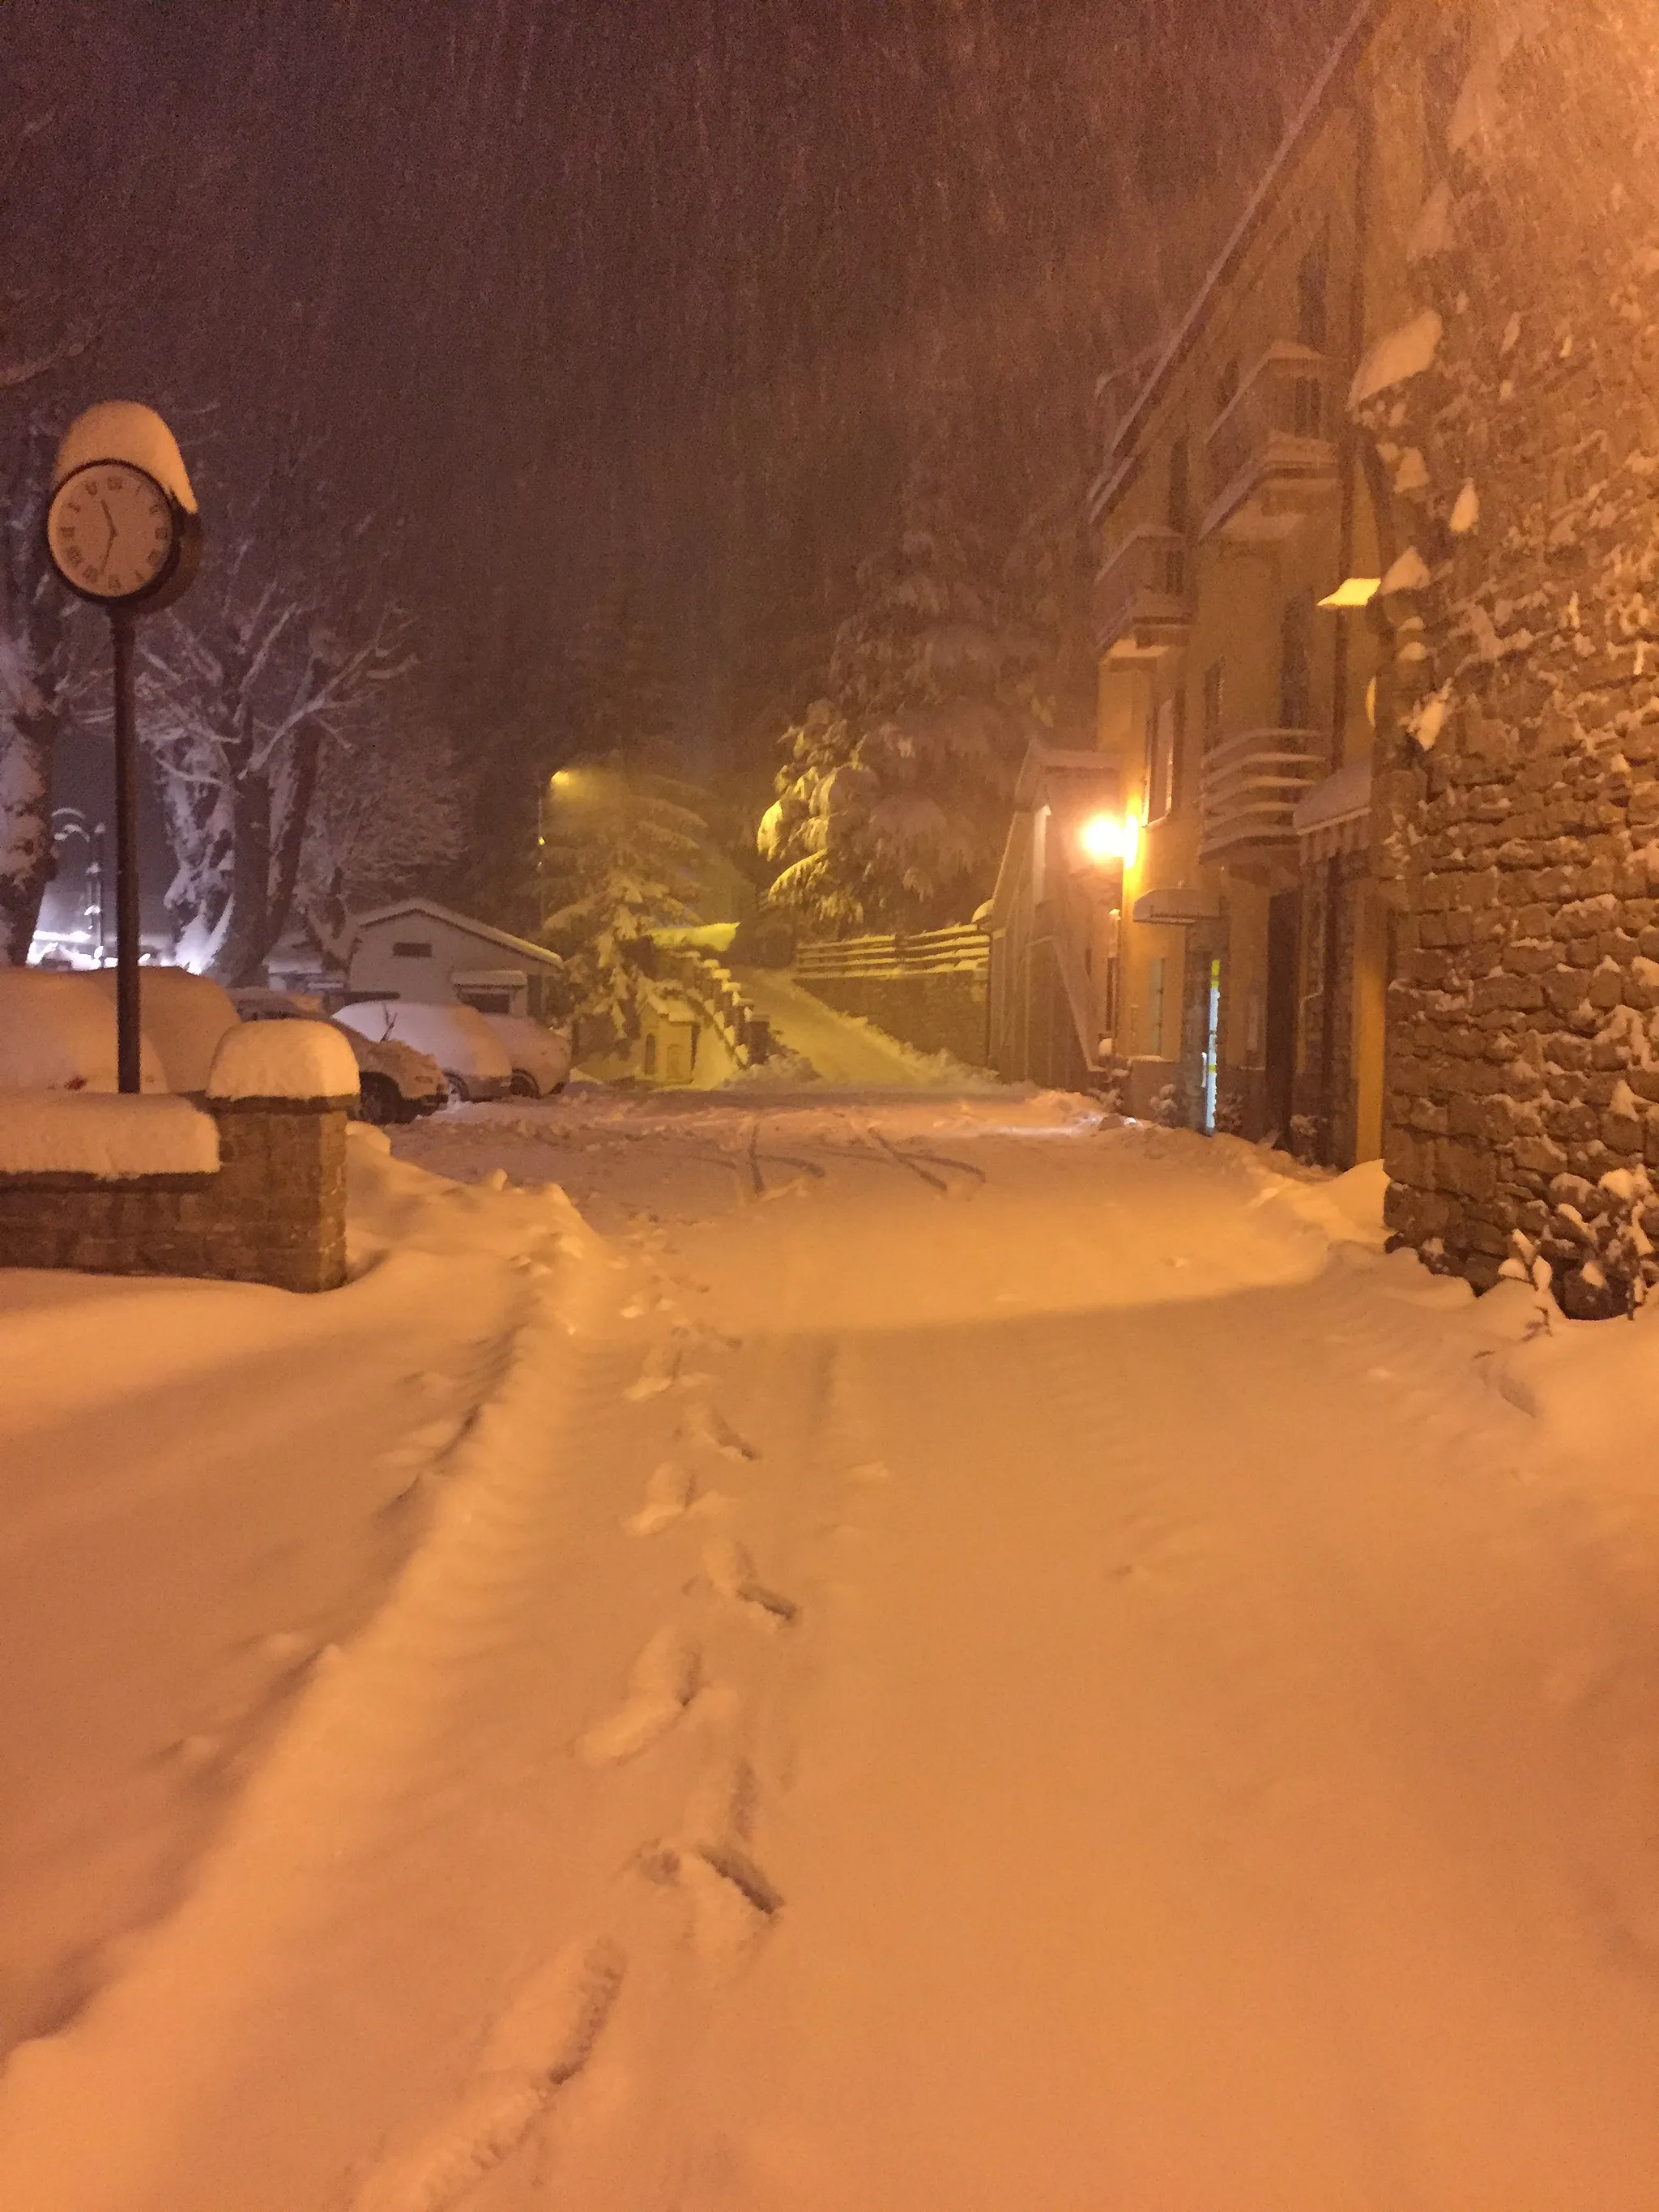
45, 461, 180, 604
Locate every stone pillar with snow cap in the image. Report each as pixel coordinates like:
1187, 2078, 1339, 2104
204, 1021, 360, 1292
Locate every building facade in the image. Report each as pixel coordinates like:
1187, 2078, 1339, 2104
1081, 0, 1477, 1160
346, 899, 565, 1020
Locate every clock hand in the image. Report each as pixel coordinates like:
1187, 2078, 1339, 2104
98, 501, 117, 564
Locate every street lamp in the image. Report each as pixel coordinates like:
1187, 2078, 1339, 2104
50, 807, 109, 964
1077, 807, 1140, 871
42, 403, 202, 1091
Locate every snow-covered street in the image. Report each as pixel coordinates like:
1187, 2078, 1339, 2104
6, 1089, 1659, 2209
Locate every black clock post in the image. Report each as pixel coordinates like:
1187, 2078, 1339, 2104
43, 405, 202, 1093
109, 608, 141, 1093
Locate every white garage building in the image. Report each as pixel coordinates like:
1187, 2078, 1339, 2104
346, 899, 564, 1020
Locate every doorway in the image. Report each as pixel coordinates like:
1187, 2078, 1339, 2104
1265, 889, 1301, 1144
1202, 957, 1221, 1134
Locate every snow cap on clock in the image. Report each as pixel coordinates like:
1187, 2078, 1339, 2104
52, 402, 198, 514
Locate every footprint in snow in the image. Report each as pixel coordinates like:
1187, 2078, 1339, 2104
636, 1814, 782, 1967
576, 1627, 701, 1765
702, 1537, 799, 1625
684, 1400, 759, 1462
682, 1843, 783, 1964
847, 1459, 892, 1486
624, 1344, 682, 1401
353, 1937, 625, 2212
626, 1460, 694, 1536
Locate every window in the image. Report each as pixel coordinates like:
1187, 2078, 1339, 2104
1202, 660, 1226, 754
391, 940, 433, 959
1145, 694, 1179, 823
1289, 374, 1324, 439
1166, 436, 1189, 536
1296, 238, 1328, 353
458, 987, 512, 1014
1279, 590, 1315, 730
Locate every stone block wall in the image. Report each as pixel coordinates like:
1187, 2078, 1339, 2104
1358, 4, 1659, 1304
794, 970, 989, 1069
0, 1099, 349, 1293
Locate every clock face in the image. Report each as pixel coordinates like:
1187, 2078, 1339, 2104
46, 462, 177, 603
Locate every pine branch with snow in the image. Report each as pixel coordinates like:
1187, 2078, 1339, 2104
759, 458, 1088, 934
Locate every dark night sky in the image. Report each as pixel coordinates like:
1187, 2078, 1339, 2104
6, 0, 1351, 756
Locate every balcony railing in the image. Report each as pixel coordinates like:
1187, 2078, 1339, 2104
1202, 342, 1339, 543
1198, 727, 1325, 867
1094, 524, 1192, 661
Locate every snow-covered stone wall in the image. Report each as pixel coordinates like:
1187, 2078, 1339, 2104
0, 1097, 349, 1293
1358, 3, 1659, 1311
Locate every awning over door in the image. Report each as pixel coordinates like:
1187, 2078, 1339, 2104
1292, 757, 1371, 863
1131, 886, 1223, 926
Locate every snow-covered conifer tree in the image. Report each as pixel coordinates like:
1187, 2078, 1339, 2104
759, 457, 1085, 933
538, 754, 708, 1041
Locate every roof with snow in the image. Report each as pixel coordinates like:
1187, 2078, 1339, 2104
348, 899, 564, 969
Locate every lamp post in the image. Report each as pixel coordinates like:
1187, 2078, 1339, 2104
49, 807, 109, 962
42, 404, 202, 1091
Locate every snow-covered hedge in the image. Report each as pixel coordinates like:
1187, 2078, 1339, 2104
0, 970, 166, 1093
92, 968, 238, 1092
207, 1020, 360, 1102
0, 1092, 219, 1178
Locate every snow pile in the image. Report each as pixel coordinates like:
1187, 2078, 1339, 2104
0, 969, 165, 1092
1250, 1152, 1390, 1250
0, 1091, 219, 1178
1489, 1290, 1659, 1475
207, 1020, 360, 1102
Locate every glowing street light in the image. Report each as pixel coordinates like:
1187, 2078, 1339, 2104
1077, 808, 1140, 869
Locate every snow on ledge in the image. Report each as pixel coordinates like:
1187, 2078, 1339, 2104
207, 1021, 360, 1102
1349, 310, 1443, 409
0, 1092, 220, 1179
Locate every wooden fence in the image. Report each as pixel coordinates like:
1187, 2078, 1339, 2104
794, 924, 988, 982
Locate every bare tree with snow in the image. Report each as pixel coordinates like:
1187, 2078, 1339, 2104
297, 710, 465, 967
139, 521, 412, 983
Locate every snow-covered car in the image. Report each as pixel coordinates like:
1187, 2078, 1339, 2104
229, 988, 446, 1124
334, 998, 512, 1104
480, 1012, 571, 1097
